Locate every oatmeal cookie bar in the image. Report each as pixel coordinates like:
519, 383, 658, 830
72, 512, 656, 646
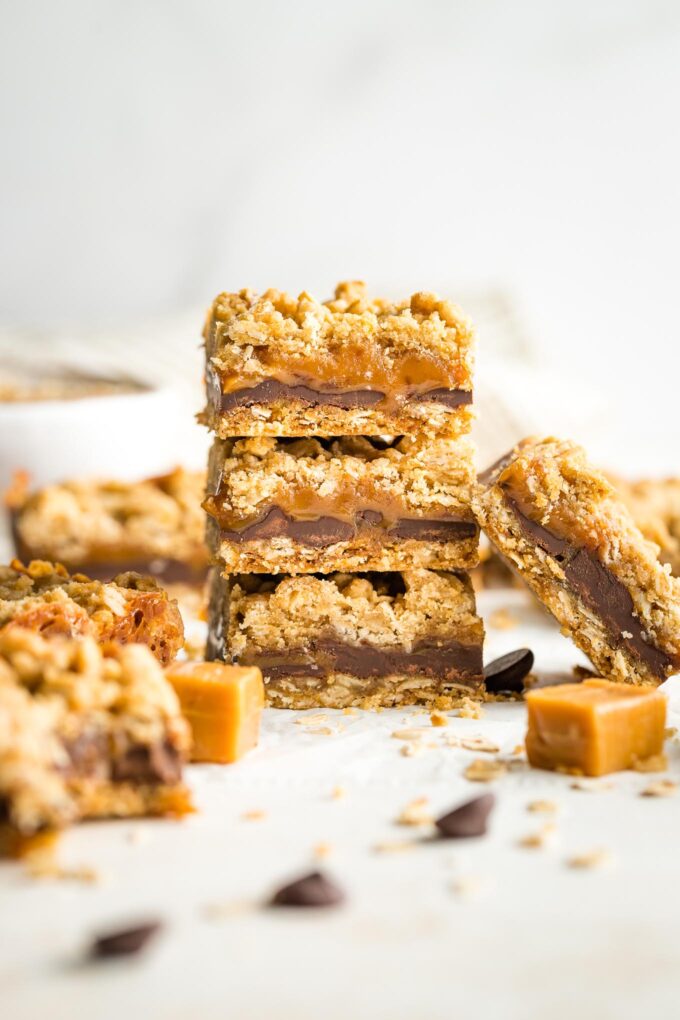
474, 438, 680, 685
0, 628, 191, 846
204, 435, 478, 573
8, 468, 208, 585
0, 560, 184, 666
202, 281, 474, 438
207, 568, 484, 709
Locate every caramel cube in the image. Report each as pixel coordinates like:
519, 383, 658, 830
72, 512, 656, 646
166, 662, 264, 764
525, 680, 666, 777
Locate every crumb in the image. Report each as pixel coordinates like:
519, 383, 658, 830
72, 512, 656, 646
512, 744, 526, 756
331, 785, 347, 800
373, 839, 417, 854
450, 874, 494, 900
126, 827, 151, 846
313, 842, 333, 859
460, 735, 500, 754
241, 809, 266, 821
527, 799, 558, 814
569, 779, 614, 792
201, 899, 254, 921
457, 698, 484, 720
518, 823, 557, 849
295, 713, 329, 726
641, 779, 677, 797
487, 608, 517, 630
566, 848, 613, 870
430, 711, 448, 727
664, 727, 678, 740
396, 797, 433, 827
463, 758, 507, 782
343, 707, 359, 716
400, 742, 422, 757
632, 753, 668, 773
25, 854, 102, 884
391, 728, 429, 741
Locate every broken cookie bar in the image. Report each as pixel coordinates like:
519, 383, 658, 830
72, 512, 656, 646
0, 560, 184, 666
204, 435, 479, 573
0, 628, 191, 845
207, 568, 484, 709
474, 437, 680, 686
8, 468, 208, 586
202, 281, 474, 438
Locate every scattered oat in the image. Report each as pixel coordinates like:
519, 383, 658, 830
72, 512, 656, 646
313, 842, 334, 859
518, 823, 557, 849
430, 710, 448, 727
488, 608, 517, 630
126, 826, 151, 846
457, 698, 484, 720
443, 733, 461, 748
569, 779, 613, 792
460, 735, 500, 754
26, 855, 102, 884
464, 758, 507, 782
664, 727, 678, 740
450, 874, 494, 900
400, 742, 422, 758
331, 785, 347, 800
512, 744, 526, 756
295, 713, 329, 726
391, 728, 428, 741
527, 799, 558, 814
396, 797, 433, 827
202, 899, 254, 921
566, 848, 613, 870
632, 753, 668, 773
242, 810, 266, 821
373, 839, 417, 854
641, 779, 677, 797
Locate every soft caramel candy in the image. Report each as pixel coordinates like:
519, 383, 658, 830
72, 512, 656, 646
525, 680, 666, 777
166, 661, 264, 764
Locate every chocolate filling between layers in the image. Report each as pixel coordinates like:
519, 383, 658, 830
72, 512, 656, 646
238, 637, 484, 685
507, 497, 676, 676
215, 506, 478, 548
62, 733, 183, 785
212, 378, 473, 413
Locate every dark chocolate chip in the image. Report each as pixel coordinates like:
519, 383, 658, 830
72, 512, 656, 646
435, 793, 495, 839
90, 921, 162, 959
483, 648, 534, 693
270, 871, 345, 908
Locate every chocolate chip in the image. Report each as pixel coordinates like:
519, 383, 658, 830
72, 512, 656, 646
435, 793, 495, 839
270, 871, 345, 908
484, 648, 534, 693
90, 921, 162, 959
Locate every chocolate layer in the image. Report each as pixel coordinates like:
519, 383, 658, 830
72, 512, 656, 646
213, 377, 473, 413
62, 732, 183, 785
215, 505, 477, 548
508, 498, 676, 676
238, 637, 483, 684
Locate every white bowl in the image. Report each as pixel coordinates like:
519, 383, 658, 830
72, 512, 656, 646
0, 383, 193, 492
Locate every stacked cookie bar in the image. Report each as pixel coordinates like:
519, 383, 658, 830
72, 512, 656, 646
202, 281, 484, 708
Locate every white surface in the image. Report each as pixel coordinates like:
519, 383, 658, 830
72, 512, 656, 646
3, 587, 680, 1020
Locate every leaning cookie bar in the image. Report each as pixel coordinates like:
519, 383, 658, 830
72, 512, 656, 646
0, 560, 184, 666
207, 568, 484, 709
204, 435, 479, 573
474, 438, 680, 686
202, 281, 474, 438
0, 628, 191, 847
